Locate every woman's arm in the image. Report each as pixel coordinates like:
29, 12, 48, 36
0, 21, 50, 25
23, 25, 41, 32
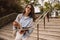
13, 21, 21, 29
13, 14, 22, 29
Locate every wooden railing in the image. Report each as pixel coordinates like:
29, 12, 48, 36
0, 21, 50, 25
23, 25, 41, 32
35, 10, 50, 40
0, 13, 18, 28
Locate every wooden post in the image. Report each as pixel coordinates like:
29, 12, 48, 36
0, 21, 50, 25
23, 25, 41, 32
47, 12, 49, 22
37, 24, 39, 40
48, 14, 49, 22
44, 17, 45, 29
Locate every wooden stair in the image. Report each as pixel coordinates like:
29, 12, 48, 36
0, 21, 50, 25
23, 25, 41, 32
0, 18, 60, 40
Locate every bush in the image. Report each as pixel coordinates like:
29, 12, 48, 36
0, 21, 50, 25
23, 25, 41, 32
0, 0, 23, 18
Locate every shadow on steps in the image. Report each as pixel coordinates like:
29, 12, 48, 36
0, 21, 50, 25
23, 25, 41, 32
0, 37, 7, 40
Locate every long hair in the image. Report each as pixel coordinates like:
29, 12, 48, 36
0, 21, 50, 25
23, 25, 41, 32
23, 4, 36, 22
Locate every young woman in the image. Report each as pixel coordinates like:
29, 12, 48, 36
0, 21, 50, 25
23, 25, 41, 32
13, 4, 36, 40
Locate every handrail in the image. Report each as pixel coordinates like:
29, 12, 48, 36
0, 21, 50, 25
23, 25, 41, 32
35, 10, 48, 22
35, 10, 50, 24
35, 9, 50, 40
38, 11, 50, 23
0, 13, 17, 20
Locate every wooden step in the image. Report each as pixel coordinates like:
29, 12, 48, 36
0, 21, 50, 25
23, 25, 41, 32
33, 30, 60, 37
34, 28, 60, 32
1, 27, 60, 38
0, 32, 14, 40
28, 36, 47, 40
30, 32, 60, 40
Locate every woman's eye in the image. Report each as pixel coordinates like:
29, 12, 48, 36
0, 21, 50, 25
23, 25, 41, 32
27, 7, 31, 9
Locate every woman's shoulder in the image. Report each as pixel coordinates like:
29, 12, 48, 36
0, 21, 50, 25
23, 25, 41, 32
18, 13, 23, 16
17, 13, 23, 17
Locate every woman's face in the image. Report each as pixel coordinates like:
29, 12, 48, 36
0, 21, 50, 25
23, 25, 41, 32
25, 5, 31, 14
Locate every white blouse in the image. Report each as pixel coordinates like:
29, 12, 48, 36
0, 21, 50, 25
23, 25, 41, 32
14, 14, 34, 29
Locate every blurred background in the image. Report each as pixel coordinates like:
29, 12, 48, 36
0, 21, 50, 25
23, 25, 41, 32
0, 0, 60, 18
0, 0, 60, 40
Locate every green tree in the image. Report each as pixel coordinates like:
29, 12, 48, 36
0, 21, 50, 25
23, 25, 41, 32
54, 3, 60, 10
24, 0, 30, 4
44, 2, 52, 11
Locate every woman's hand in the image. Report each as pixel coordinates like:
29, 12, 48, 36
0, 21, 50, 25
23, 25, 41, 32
13, 21, 21, 29
19, 30, 26, 34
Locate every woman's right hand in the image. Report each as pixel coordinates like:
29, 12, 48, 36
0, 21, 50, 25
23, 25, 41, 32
13, 21, 20, 29
19, 30, 26, 34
